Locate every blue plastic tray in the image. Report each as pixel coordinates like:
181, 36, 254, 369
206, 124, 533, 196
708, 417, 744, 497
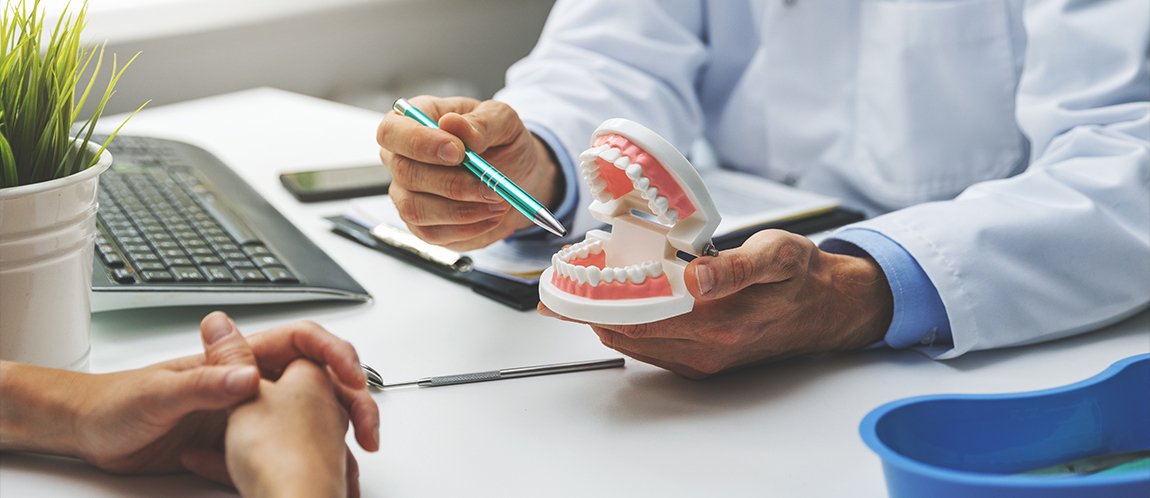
860, 353, 1150, 498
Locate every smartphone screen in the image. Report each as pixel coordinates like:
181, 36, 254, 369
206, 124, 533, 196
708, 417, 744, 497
280, 165, 392, 202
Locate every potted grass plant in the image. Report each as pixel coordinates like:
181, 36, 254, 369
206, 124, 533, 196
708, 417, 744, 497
0, 0, 144, 370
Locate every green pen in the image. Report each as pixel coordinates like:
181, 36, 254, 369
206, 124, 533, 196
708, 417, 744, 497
392, 98, 567, 237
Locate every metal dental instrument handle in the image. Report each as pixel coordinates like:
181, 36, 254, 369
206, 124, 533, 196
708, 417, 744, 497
362, 357, 625, 390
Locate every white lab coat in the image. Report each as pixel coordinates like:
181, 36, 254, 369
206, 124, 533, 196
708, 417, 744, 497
495, 0, 1150, 358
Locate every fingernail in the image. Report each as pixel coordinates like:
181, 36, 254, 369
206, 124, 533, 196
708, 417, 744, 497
696, 264, 714, 296
203, 314, 232, 345
225, 366, 258, 395
437, 143, 459, 163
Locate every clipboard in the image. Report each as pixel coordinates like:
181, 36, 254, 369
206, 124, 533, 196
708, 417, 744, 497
327, 215, 542, 310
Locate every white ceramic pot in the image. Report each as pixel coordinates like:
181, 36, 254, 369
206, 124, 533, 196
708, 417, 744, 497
0, 143, 112, 371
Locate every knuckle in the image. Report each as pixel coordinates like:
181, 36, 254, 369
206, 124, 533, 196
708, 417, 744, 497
444, 173, 476, 201
620, 323, 652, 339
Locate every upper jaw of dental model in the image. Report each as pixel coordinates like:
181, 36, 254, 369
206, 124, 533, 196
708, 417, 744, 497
578, 134, 696, 227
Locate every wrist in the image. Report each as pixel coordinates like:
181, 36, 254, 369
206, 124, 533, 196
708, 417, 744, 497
0, 361, 88, 457
240, 447, 345, 498
825, 252, 893, 350
530, 134, 564, 213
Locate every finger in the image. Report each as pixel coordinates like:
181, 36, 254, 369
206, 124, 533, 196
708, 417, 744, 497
535, 302, 588, 324
385, 152, 501, 204
405, 216, 506, 250
149, 365, 259, 422
389, 187, 508, 227
686, 230, 814, 300
332, 375, 381, 452
346, 447, 361, 498
590, 328, 713, 378
180, 449, 234, 487
246, 320, 367, 390
376, 96, 481, 164
438, 100, 524, 154
200, 311, 257, 368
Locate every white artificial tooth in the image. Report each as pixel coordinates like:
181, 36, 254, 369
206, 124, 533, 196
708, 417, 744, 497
657, 215, 671, 225
551, 254, 560, 269
601, 267, 616, 283
646, 187, 658, 200
574, 266, 588, 284
580, 145, 607, 162
644, 261, 662, 277
586, 266, 601, 286
653, 196, 671, 213
599, 148, 621, 162
636, 177, 650, 191
577, 244, 590, 259
613, 156, 630, 169
665, 209, 678, 224
595, 192, 612, 203
626, 265, 646, 284
589, 240, 603, 254
625, 163, 643, 180
654, 196, 670, 213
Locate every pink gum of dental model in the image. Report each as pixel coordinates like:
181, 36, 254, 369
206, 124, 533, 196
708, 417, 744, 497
538, 119, 721, 325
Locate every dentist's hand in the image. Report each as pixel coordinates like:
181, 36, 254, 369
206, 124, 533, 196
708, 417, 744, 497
539, 230, 894, 378
377, 95, 563, 251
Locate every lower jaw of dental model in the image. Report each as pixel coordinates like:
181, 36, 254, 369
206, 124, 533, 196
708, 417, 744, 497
538, 119, 720, 325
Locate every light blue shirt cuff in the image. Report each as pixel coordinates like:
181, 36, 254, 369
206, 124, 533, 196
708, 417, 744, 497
506, 122, 579, 241
820, 228, 952, 349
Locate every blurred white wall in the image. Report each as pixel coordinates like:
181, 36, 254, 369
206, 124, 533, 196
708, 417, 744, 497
71, 0, 555, 113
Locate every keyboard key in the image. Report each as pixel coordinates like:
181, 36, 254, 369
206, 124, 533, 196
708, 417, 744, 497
141, 270, 174, 282
100, 251, 126, 268
111, 268, 136, 284
262, 267, 298, 283
166, 256, 194, 267
236, 269, 267, 283
170, 266, 206, 282
251, 255, 283, 268
202, 265, 236, 282
193, 255, 223, 266
135, 261, 166, 272
243, 245, 272, 257
130, 251, 162, 263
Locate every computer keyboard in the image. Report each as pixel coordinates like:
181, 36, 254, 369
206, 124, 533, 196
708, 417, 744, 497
91, 135, 371, 311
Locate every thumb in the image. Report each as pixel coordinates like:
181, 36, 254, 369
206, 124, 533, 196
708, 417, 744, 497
200, 311, 258, 368
152, 365, 259, 420
686, 230, 812, 300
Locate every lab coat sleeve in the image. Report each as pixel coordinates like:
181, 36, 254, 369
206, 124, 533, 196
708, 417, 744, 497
841, 0, 1150, 358
494, 0, 708, 238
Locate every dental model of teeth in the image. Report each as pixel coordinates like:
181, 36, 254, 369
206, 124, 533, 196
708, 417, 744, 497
538, 119, 721, 325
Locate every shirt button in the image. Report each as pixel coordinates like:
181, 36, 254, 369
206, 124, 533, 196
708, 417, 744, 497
782, 173, 800, 186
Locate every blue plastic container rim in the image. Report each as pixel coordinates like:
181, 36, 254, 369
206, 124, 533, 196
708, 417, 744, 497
859, 353, 1150, 494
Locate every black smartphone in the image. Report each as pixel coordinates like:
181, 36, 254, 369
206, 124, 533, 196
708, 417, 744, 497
279, 165, 392, 202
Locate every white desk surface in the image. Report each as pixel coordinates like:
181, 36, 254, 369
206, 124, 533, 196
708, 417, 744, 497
1, 88, 1147, 497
